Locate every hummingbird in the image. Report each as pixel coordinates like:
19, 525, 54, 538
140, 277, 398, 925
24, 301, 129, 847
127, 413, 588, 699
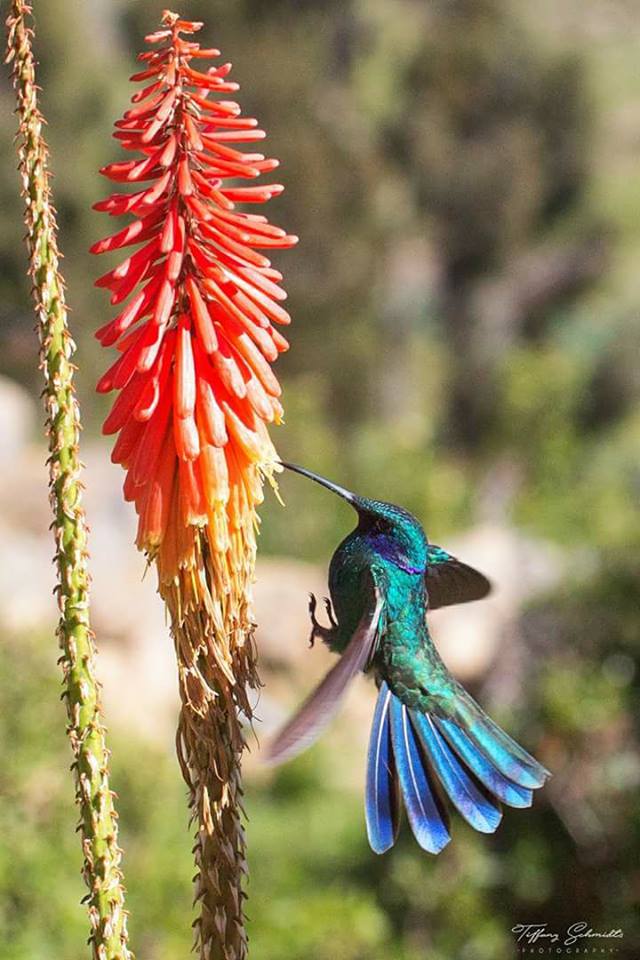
267, 462, 550, 855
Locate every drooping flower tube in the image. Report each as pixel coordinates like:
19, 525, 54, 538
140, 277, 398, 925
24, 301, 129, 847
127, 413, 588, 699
92, 11, 297, 959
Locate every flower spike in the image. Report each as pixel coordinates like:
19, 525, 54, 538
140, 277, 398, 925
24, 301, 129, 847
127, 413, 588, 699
93, 11, 297, 959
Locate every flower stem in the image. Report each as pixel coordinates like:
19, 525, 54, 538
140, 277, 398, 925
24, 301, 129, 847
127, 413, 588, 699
165, 532, 260, 960
5, 4, 133, 957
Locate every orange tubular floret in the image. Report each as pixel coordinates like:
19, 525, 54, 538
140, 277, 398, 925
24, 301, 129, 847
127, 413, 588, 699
93, 12, 296, 579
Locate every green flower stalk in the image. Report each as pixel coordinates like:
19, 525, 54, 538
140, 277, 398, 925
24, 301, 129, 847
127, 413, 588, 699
5, 4, 133, 958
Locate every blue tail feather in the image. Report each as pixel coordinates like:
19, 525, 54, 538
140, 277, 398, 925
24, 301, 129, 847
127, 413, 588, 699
435, 717, 533, 808
365, 683, 399, 854
411, 711, 503, 833
455, 695, 550, 790
389, 696, 450, 854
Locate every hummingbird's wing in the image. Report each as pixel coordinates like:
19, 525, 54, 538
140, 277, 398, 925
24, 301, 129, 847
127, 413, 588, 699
266, 580, 384, 766
425, 544, 492, 609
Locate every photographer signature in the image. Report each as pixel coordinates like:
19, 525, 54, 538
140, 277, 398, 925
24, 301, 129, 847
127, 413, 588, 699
512, 922, 623, 948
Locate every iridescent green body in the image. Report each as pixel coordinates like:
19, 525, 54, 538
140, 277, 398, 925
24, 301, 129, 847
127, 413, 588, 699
328, 498, 460, 717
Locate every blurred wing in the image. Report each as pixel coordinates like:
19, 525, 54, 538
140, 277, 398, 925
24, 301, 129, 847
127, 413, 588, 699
266, 581, 384, 766
425, 544, 492, 610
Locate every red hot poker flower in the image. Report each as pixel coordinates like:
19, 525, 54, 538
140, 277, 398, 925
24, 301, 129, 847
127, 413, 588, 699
93, 12, 298, 957
93, 11, 297, 585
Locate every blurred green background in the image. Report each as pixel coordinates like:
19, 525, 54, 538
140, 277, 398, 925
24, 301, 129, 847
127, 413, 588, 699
1, 0, 639, 958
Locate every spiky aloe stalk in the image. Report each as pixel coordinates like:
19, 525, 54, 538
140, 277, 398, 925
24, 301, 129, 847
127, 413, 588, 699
5, 4, 132, 958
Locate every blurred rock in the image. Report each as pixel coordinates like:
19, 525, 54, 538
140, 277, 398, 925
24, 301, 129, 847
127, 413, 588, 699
428, 524, 565, 682
0, 520, 55, 632
253, 557, 328, 669
75, 443, 180, 744
0, 375, 36, 464
0, 425, 179, 744
0, 376, 56, 629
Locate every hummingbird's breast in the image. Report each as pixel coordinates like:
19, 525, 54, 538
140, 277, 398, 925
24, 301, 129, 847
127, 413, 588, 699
327, 529, 428, 655
326, 529, 458, 713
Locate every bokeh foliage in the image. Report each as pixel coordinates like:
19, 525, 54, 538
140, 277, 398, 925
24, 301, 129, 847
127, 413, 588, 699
1, 0, 639, 957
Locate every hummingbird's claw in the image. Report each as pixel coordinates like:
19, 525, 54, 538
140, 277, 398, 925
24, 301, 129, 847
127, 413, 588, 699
308, 593, 319, 647
307, 591, 337, 648
324, 597, 338, 628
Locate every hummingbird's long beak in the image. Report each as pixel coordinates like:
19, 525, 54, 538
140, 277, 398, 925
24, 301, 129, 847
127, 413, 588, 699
279, 461, 357, 505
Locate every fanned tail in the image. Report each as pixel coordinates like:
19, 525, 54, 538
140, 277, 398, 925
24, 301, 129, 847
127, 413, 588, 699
365, 683, 549, 854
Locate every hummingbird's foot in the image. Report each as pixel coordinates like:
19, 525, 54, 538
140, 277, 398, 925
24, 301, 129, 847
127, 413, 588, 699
324, 597, 338, 629
308, 593, 320, 647
308, 593, 337, 648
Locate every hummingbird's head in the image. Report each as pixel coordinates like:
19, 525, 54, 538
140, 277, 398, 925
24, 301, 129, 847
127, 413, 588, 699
280, 462, 429, 574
